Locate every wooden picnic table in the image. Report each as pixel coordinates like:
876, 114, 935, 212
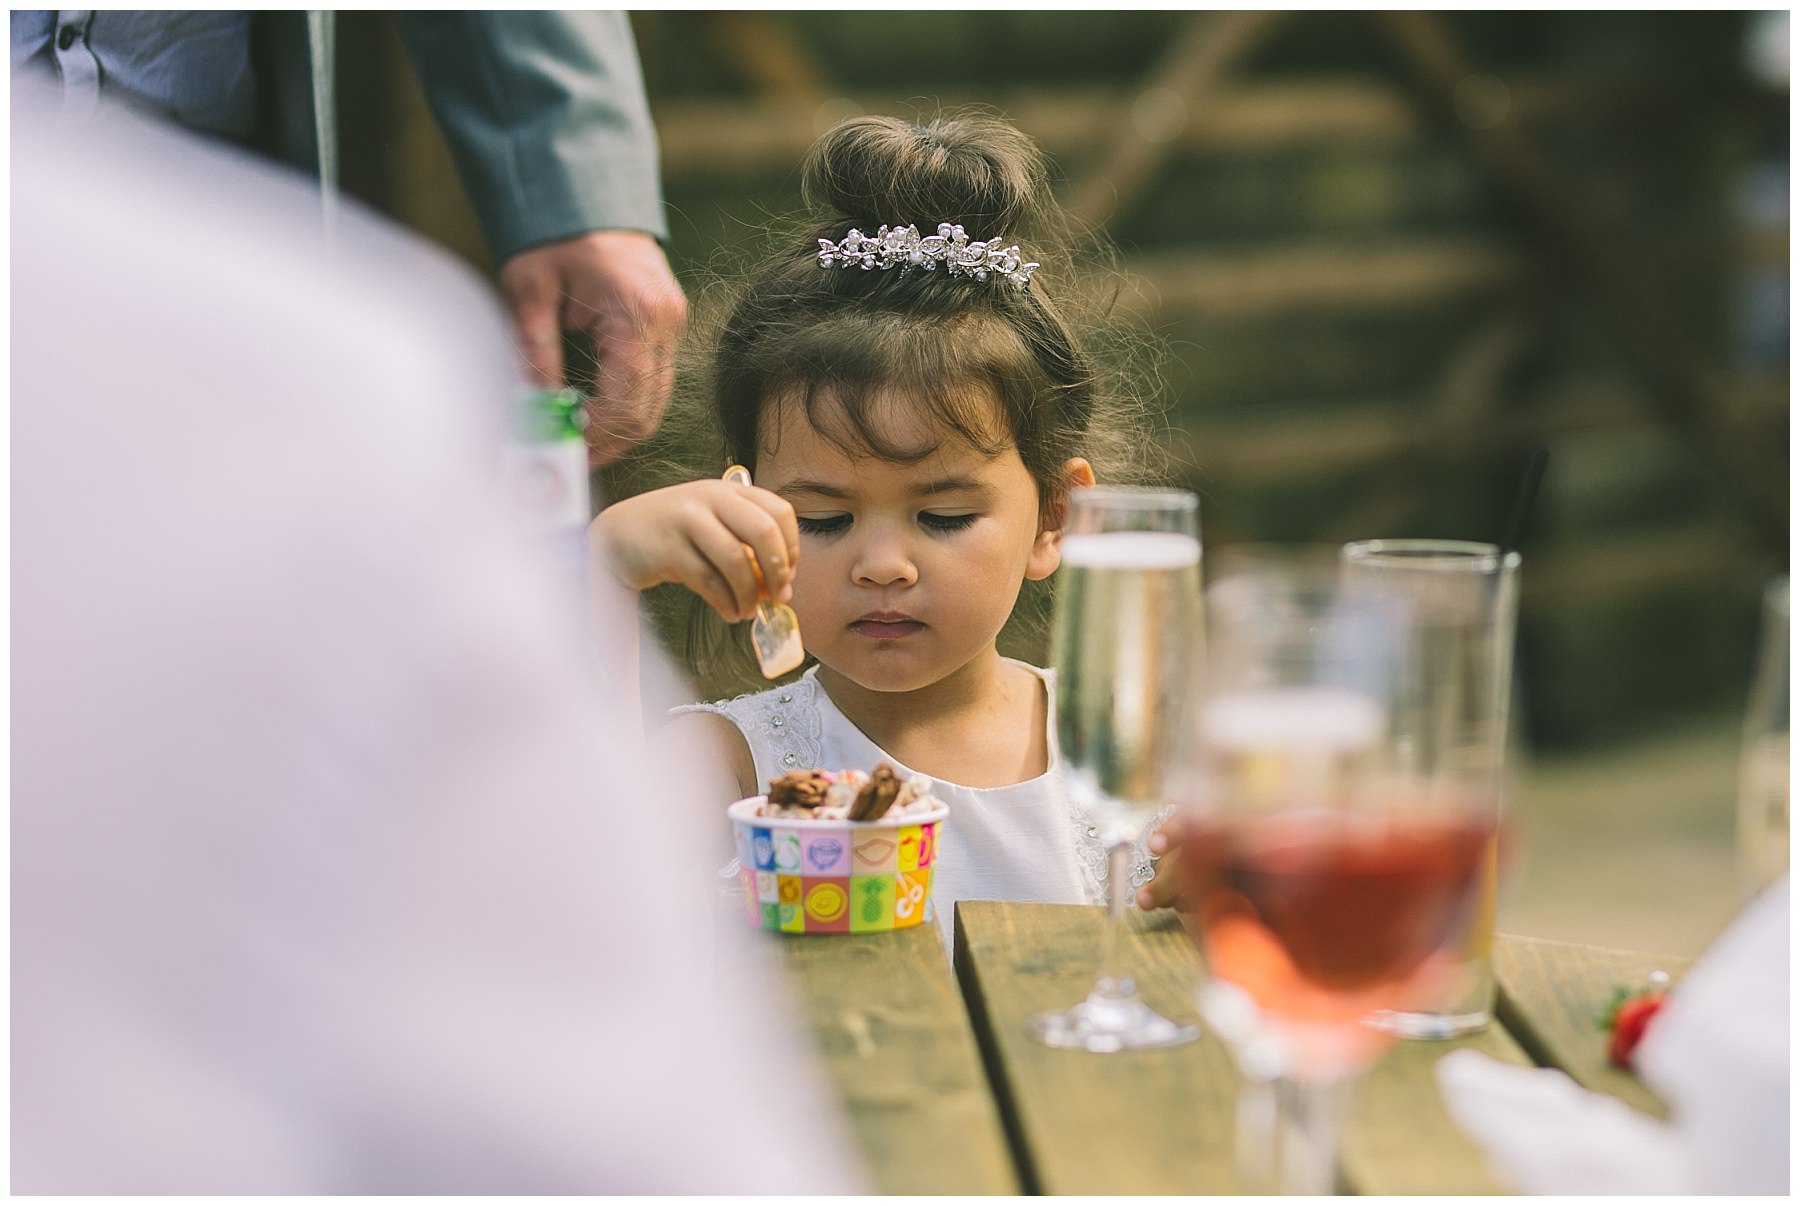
739, 900, 1688, 1195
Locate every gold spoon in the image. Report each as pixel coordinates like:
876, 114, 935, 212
722, 464, 804, 677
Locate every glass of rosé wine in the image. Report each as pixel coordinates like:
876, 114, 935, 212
1167, 548, 1497, 1194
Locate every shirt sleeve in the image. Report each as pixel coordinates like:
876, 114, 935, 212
394, 10, 669, 260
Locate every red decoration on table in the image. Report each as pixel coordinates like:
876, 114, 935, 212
1601, 972, 1671, 1070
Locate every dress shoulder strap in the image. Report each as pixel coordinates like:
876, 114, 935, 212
669, 673, 826, 789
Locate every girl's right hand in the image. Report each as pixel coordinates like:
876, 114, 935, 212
589, 479, 799, 623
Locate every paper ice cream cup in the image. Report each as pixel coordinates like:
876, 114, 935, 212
726, 796, 948, 935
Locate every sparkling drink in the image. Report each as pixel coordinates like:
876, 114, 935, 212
1052, 530, 1203, 840
1740, 731, 1790, 891
1030, 487, 1203, 1054
1738, 577, 1789, 895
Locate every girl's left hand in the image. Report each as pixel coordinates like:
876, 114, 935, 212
1136, 816, 1186, 912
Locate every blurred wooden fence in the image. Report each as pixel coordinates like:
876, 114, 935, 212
338, 10, 1788, 748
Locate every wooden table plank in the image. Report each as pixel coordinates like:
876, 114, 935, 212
953, 900, 1236, 1194
1493, 933, 1690, 1120
759, 902, 1694, 1193
742, 918, 1021, 1195
956, 901, 1539, 1195
1340, 1019, 1529, 1195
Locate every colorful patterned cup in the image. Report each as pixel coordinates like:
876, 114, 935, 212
727, 796, 948, 935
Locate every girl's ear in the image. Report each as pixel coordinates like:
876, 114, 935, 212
1026, 457, 1096, 582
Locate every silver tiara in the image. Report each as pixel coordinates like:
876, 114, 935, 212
817, 223, 1039, 290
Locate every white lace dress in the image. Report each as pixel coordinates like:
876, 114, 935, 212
675, 660, 1156, 949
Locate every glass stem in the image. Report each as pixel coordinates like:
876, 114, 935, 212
1274, 1076, 1345, 1195
1235, 1071, 1278, 1192
1094, 839, 1137, 1001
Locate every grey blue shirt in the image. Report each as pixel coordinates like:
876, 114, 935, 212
12, 11, 257, 135
10, 10, 668, 259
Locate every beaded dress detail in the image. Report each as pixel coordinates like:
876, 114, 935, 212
673, 672, 828, 783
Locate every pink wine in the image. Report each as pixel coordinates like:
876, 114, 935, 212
1176, 812, 1494, 1025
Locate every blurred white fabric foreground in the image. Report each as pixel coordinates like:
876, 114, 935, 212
1437, 877, 1789, 1195
12, 93, 860, 1194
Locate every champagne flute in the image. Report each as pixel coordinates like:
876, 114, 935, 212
1173, 549, 1497, 1192
1028, 486, 1203, 1053
1739, 576, 1789, 895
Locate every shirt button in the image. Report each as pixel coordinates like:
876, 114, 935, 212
57, 25, 80, 50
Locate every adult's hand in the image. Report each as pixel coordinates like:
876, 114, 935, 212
501, 229, 688, 467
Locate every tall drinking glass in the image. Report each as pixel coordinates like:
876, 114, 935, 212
1339, 539, 1519, 1039
1174, 550, 1496, 1192
1739, 576, 1789, 895
1029, 486, 1203, 1053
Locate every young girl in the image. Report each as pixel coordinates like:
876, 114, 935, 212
590, 112, 1154, 935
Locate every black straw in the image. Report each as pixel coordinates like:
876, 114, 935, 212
1498, 444, 1550, 555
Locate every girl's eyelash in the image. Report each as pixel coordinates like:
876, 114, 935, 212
919, 512, 977, 533
795, 513, 978, 535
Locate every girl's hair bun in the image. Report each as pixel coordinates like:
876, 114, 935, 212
802, 112, 1047, 237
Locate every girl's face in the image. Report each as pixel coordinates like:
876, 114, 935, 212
755, 385, 1075, 695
